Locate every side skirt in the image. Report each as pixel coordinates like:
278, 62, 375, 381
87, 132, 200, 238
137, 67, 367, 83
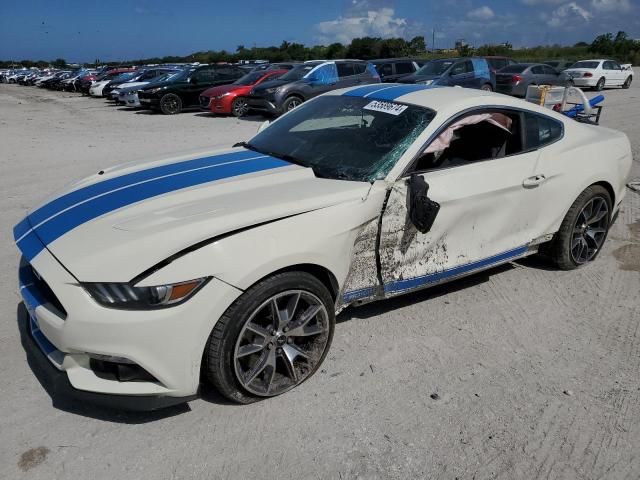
342, 244, 538, 307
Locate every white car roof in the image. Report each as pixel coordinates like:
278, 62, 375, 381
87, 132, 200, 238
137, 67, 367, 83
329, 84, 564, 119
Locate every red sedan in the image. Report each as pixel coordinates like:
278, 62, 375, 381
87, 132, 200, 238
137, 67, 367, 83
200, 70, 287, 117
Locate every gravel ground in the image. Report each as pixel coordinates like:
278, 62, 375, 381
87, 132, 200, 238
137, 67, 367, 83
0, 83, 639, 480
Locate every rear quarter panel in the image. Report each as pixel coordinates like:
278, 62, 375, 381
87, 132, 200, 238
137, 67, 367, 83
535, 120, 632, 234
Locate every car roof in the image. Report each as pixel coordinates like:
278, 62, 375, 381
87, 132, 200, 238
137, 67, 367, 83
330, 84, 568, 119
372, 58, 422, 63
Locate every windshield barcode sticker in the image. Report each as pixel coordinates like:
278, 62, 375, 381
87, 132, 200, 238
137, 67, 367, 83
363, 100, 408, 116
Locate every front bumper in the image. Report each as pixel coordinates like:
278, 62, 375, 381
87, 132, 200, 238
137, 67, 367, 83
19, 246, 243, 404
247, 95, 281, 114
138, 96, 159, 108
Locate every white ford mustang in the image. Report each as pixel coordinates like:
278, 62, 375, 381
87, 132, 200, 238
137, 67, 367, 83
15, 85, 632, 409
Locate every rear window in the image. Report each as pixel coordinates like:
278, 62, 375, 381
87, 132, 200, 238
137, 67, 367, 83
395, 62, 414, 74
487, 58, 507, 70
500, 65, 528, 74
570, 61, 600, 69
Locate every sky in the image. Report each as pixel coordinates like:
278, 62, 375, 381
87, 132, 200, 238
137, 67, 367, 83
0, 0, 638, 62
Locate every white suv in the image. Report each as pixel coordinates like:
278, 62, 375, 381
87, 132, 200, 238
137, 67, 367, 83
564, 59, 633, 91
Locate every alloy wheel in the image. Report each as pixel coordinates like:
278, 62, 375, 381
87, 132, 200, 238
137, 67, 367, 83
570, 196, 609, 264
232, 98, 249, 116
286, 98, 301, 111
161, 95, 180, 114
234, 290, 330, 396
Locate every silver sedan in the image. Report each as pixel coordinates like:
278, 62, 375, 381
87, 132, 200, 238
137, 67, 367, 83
496, 63, 566, 97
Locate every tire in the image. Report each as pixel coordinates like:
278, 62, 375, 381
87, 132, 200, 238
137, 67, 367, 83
282, 96, 303, 112
205, 271, 335, 404
548, 185, 612, 270
159, 93, 182, 115
594, 77, 605, 91
480, 83, 493, 92
231, 96, 249, 117
622, 76, 632, 89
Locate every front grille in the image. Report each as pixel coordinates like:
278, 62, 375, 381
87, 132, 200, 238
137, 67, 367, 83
31, 266, 67, 318
199, 95, 210, 108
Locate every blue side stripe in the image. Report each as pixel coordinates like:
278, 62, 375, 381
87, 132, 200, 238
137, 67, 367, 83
343, 84, 396, 97
17, 156, 289, 261
25, 149, 258, 229
384, 246, 528, 294
341, 245, 529, 302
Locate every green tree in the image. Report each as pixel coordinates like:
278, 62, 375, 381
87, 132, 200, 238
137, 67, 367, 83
52, 58, 67, 68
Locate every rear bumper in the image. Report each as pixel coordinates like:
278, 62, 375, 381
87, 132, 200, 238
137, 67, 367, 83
569, 77, 598, 87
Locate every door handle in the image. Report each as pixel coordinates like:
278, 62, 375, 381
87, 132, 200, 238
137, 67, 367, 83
523, 174, 546, 188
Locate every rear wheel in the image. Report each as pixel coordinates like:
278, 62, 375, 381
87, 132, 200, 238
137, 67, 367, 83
622, 76, 632, 89
159, 93, 182, 115
231, 96, 250, 117
205, 271, 335, 403
480, 83, 493, 92
595, 77, 605, 91
549, 185, 611, 270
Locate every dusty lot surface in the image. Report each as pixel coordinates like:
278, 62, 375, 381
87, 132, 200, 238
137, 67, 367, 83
0, 83, 639, 480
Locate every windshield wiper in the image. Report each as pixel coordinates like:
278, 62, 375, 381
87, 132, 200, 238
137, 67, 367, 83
233, 142, 310, 168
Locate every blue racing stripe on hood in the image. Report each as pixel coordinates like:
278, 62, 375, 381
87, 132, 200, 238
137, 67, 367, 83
15, 153, 290, 261
27, 149, 258, 228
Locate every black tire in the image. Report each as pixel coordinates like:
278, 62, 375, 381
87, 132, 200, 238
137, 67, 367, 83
622, 76, 632, 89
159, 93, 182, 115
282, 96, 303, 112
595, 77, 605, 91
548, 185, 612, 270
204, 271, 335, 404
480, 83, 493, 92
231, 96, 249, 117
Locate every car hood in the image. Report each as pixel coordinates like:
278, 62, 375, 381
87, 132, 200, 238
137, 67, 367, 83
399, 74, 441, 84
117, 81, 149, 93
252, 78, 292, 93
15, 147, 371, 281
202, 84, 243, 97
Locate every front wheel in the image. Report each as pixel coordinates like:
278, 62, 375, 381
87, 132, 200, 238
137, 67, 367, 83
548, 185, 611, 270
231, 96, 250, 117
622, 76, 632, 89
205, 271, 335, 403
282, 96, 303, 112
159, 93, 182, 115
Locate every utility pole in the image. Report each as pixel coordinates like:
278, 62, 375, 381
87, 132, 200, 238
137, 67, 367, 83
432, 28, 436, 52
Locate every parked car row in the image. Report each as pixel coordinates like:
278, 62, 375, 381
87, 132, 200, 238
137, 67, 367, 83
3, 57, 633, 120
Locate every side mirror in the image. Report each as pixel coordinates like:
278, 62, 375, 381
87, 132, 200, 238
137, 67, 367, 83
407, 174, 440, 234
258, 120, 271, 133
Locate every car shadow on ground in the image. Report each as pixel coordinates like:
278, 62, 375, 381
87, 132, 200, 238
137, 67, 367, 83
15, 303, 197, 423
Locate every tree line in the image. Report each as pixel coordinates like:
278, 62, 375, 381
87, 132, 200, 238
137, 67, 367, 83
1, 31, 638, 69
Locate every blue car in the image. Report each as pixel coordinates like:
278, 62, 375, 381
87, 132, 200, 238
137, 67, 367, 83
399, 57, 495, 91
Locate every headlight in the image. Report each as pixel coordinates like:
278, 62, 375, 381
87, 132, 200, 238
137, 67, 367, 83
215, 92, 231, 99
146, 87, 164, 94
265, 87, 280, 94
83, 278, 209, 310
420, 79, 434, 85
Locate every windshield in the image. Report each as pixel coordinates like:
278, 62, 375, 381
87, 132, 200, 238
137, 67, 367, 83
279, 64, 318, 81
499, 65, 528, 73
247, 96, 435, 182
570, 61, 600, 69
416, 60, 454, 76
113, 72, 137, 82
234, 72, 266, 85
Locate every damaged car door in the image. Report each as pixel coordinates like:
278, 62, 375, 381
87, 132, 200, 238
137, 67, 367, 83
378, 108, 545, 296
